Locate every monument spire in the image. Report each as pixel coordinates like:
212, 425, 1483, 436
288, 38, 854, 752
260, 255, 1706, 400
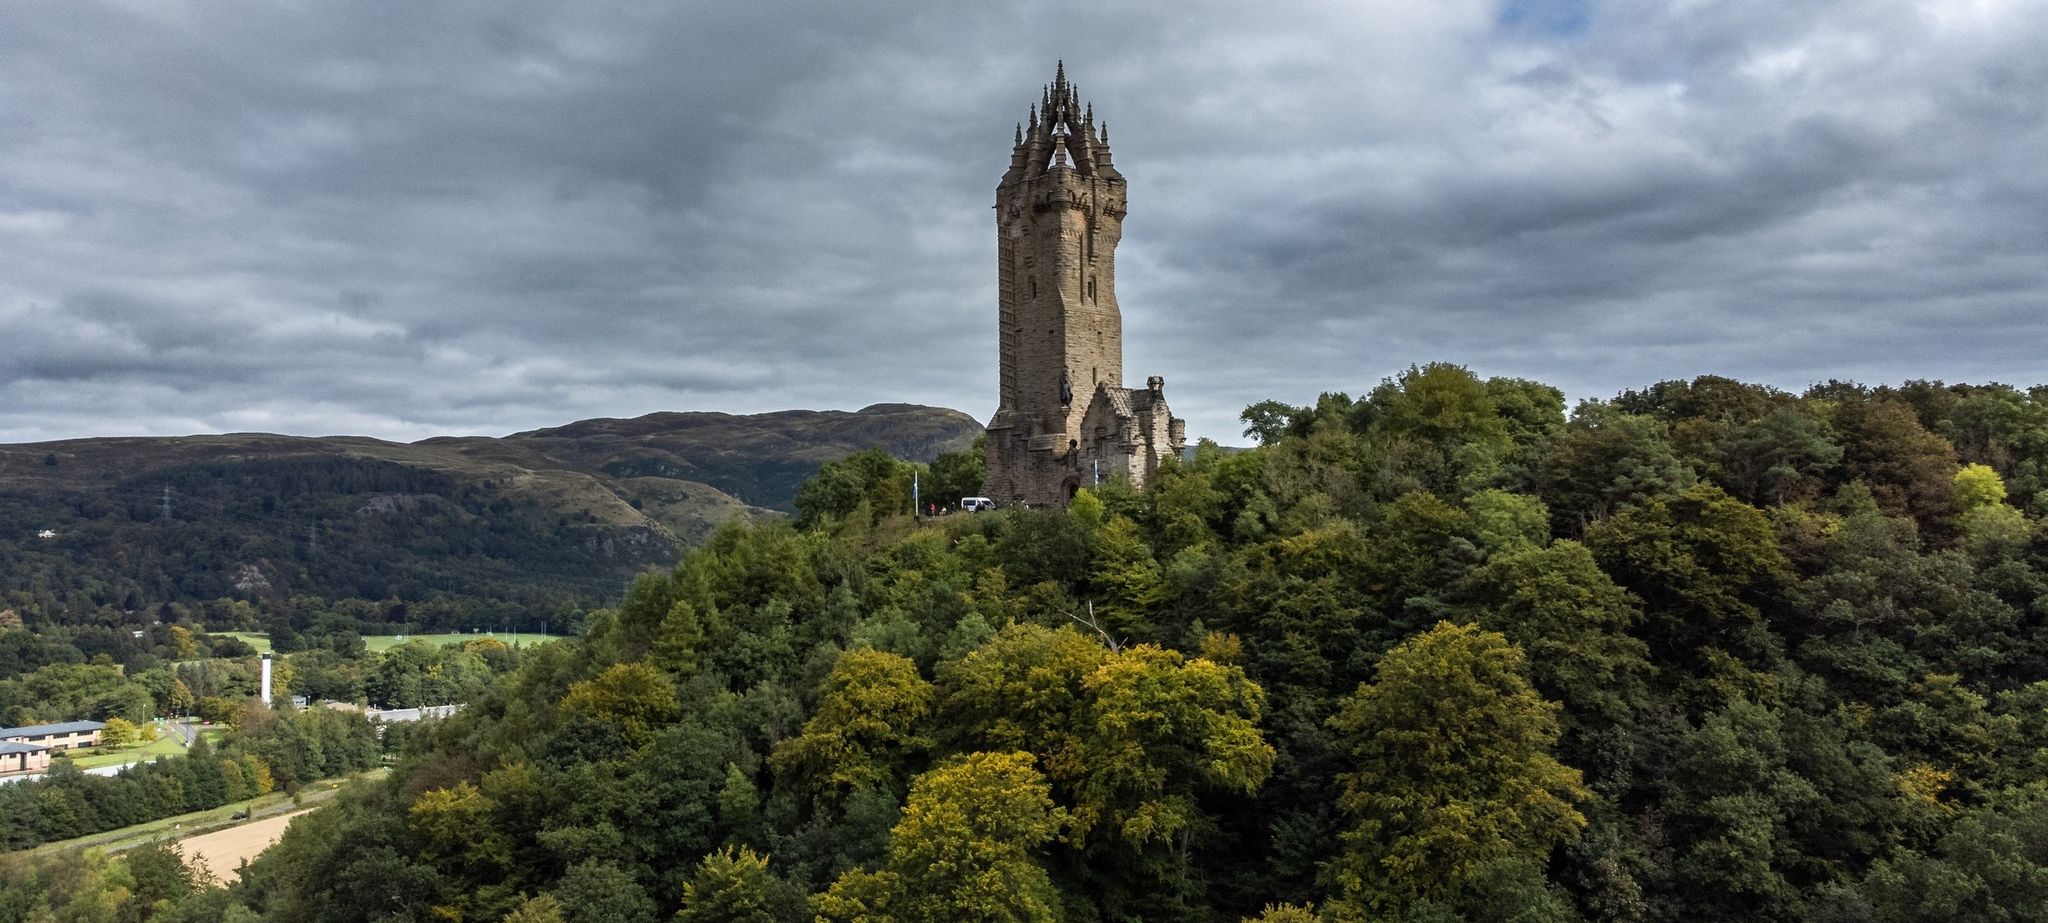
983, 63, 1182, 506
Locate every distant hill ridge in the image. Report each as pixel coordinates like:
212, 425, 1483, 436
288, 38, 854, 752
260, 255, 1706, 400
0, 404, 980, 615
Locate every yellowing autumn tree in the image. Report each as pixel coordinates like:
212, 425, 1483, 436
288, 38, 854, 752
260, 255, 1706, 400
771, 648, 934, 802
560, 662, 680, 749
817, 750, 1067, 923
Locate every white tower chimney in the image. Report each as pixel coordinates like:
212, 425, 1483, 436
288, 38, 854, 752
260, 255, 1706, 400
260, 652, 273, 706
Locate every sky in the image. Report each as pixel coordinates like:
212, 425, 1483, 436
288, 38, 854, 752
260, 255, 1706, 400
2, 0, 2044, 445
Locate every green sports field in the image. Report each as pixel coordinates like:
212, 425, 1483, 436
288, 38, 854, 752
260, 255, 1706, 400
215, 631, 273, 654
60, 733, 189, 770
360, 632, 561, 652
210, 630, 562, 655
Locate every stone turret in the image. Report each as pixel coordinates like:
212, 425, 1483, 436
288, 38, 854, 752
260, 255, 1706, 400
983, 63, 1184, 507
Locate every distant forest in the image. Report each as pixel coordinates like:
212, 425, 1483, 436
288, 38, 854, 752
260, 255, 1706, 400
7, 365, 2048, 923
0, 454, 667, 657
0, 407, 981, 660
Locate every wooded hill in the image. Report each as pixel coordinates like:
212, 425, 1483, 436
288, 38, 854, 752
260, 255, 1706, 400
12, 366, 2043, 923
0, 404, 979, 631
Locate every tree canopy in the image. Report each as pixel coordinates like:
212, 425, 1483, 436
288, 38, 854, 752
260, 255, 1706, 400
17, 369, 2047, 923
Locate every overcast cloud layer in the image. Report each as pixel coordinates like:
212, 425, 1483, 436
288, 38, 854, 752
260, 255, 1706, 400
2, 0, 2043, 445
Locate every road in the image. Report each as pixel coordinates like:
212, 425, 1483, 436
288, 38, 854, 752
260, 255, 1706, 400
161, 718, 200, 747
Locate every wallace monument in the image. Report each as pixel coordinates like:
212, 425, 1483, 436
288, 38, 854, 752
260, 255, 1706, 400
982, 63, 1187, 507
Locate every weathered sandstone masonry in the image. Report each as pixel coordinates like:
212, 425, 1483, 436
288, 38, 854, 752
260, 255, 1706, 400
983, 63, 1186, 506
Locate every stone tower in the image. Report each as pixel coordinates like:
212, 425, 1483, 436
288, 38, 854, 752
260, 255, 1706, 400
983, 63, 1186, 507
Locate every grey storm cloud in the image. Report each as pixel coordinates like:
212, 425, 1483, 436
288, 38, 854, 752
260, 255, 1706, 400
1, 0, 2043, 444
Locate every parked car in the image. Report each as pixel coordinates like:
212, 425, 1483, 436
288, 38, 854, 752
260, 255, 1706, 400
960, 497, 997, 512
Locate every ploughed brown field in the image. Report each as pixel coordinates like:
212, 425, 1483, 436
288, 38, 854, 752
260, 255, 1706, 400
177, 808, 314, 879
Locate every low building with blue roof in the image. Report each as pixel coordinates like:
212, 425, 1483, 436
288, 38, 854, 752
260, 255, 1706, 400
1, 739, 52, 775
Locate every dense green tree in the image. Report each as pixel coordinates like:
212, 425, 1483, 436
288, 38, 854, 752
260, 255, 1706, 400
1940, 385, 2048, 511
929, 439, 989, 511
939, 623, 1104, 763
797, 449, 919, 527
1586, 484, 1790, 666
1458, 540, 1652, 731
0, 661, 156, 724
1707, 406, 1844, 507
409, 780, 517, 915
1397, 856, 1584, 923
1077, 644, 1275, 845
941, 625, 1273, 851
1463, 490, 1550, 554
1241, 399, 1316, 447
123, 841, 199, 920
1538, 403, 1697, 534
1616, 376, 1791, 427
1832, 399, 1962, 535
554, 859, 658, 923
1953, 463, 2008, 512
287, 648, 364, 703
1089, 515, 1169, 641
236, 785, 449, 923
1846, 783, 2048, 922
1654, 699, 1823, 921
362, 639, 492, 708
1362, 491, 1480, 624
1483, 377, 1568, 466
939, 624, 1274, 911
1242, 903, 1322, 923
1150, 456, 1231, 553
1262, 422, 1372, 519
100, 715, 140, 747
1325, 622, 1587, 916
1364, 363, 1517, 496
501, 894, 568, 923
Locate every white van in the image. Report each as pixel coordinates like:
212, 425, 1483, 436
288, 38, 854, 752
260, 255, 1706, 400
960, 497, 996, 512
